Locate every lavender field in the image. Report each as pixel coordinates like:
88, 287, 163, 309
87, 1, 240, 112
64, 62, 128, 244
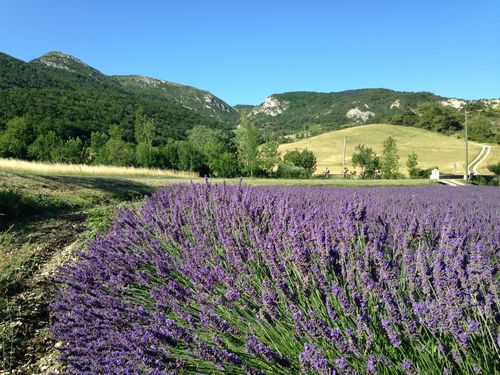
52, 184, 499, 374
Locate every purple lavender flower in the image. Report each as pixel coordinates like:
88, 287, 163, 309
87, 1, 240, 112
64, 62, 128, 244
50, 184, 500, 373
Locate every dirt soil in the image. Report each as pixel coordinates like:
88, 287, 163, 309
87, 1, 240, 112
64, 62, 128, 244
1, 213, 87, 374
0, 173, 155, 374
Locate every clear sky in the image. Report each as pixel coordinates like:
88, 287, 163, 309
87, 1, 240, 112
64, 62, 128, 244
1, 0, 499, 105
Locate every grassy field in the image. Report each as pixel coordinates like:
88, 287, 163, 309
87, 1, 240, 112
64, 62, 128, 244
0, 158, 196, 178
128, 176, 435, 188
279, 124, 500, 175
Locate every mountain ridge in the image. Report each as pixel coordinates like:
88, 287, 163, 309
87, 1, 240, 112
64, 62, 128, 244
0, 51, 226, 145
1, 50, 499, 144
242, 89, 500, 140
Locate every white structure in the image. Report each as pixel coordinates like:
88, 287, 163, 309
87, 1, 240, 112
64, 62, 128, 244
430, 169, 440, 180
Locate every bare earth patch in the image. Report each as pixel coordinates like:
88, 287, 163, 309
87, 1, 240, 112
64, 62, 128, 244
1, 213, 87, 374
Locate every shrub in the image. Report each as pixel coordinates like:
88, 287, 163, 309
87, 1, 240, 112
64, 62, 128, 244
52, 184, 499, 374
351, 145, 380, 179
275, 163, 310, 179
282, 149, 317, 176
487, 161, 500, 176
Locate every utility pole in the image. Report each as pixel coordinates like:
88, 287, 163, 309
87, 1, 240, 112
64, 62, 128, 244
465, 111, 469, 181
342, 136, 346, 167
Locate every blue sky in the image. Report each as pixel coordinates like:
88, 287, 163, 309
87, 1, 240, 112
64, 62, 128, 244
1, 0, 499, 105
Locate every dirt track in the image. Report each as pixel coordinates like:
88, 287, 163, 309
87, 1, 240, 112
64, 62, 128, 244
1, 213, 87, 374
0, 173, 155, 374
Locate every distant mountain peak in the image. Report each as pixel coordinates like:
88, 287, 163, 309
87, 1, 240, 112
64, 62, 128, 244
39, 51, 87, 62
31, 51, 104, 78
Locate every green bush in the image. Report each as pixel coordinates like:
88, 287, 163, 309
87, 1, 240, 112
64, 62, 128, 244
282, 149, 317, 175
409, 167, 433, 179
352, 145, 380, 179
275, 163, 310, 179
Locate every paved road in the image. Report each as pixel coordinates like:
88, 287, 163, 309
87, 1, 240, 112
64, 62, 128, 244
468, 145, 491, 175
439, 179, 465, 186
438, 145, 491, 186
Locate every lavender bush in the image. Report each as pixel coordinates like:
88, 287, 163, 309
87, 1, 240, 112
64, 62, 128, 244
52, 183, 499, 374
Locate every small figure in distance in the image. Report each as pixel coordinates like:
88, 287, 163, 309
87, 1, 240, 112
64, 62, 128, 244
323, 167, 330, 179
343, 167, 350, 179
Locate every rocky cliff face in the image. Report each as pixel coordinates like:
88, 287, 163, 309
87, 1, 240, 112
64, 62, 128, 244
251, 96, 289, 116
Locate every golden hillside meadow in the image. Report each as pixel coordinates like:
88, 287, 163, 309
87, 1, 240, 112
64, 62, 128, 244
279, 124, 499, 175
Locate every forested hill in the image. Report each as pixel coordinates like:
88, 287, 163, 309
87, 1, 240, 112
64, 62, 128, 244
245, 89, 441, 134
1, 50, 498, 174
241, 89, 500, 143
0, 51, 232, 145
114, 75, 239, 125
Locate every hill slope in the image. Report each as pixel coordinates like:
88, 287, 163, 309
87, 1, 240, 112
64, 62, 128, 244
245, 89, 443, 137
278, 124, 499, 175
0, 51, 230, 143
114, 75, 239, 126
245, 89, 500, 143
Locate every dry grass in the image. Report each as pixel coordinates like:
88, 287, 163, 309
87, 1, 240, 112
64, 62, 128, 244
279, 124, 499, 175
0, 158, 197, 178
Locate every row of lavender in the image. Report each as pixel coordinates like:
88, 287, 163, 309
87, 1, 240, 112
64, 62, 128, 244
52, 184, 499, 374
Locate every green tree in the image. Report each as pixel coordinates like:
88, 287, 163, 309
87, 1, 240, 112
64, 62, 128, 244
136, 142, 156, 167
177, 141, 208, 175
102, 138, 136, 166
134, 108, 155, 147
468, 116, 495, 142
487, 161, 500, 186
406, 151, 418, 178
210, 151, 240, 178
89, 131, 109, 164
351, 145, 380, 179
0, 116, 32, 158
235, 119, 260, 177
109, 124, 126, 140
188, 125, 224, 152
95, 126, 135, 166
389, 110, 418, 126
53, 137, 85, 164
415, 103, 462, 134
258, 141, 281, 176
157, 139, 179, 169
381, 136, 399, 179
487, 161, 500, 175
282, 149, 317, 177
28, 131, 63, 161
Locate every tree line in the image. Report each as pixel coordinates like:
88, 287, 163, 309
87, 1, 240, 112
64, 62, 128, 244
0, 110, 317, 178
351, 136, 431, 179
388, 102, 499, 143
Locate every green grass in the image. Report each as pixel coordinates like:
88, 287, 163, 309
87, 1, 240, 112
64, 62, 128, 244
0, 173, 155, 291
279, 123, 499, 175
129, 177, 435, 188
